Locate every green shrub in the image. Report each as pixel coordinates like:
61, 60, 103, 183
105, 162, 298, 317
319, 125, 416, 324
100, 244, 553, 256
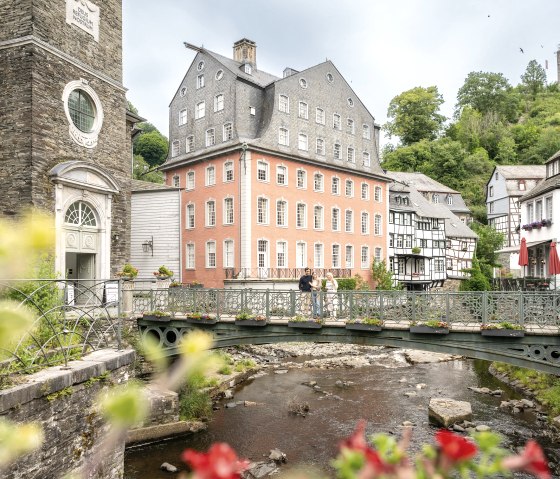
234, 358, 256, 372
321, 278, 356, 290
218, 365, 232, 375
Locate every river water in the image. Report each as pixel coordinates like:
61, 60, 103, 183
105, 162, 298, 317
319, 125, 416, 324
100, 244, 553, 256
124, 348, 559, 478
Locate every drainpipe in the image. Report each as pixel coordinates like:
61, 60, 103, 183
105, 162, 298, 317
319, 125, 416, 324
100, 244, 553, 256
238, 142, 248, 278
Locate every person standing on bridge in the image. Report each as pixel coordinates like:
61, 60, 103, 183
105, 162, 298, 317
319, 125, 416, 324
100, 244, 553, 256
298, 268, 313, 316
325, 272, 338, 319
310, 272, 322, 319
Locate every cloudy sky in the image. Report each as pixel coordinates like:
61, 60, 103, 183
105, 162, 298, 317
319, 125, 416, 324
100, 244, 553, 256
123, 0, 560, 144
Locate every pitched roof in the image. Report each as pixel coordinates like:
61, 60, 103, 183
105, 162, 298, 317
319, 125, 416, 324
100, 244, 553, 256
496, 165, 546, 179
520, 174, 560, 202
205, 50, 280, 88
386, 171, 458, 194
130, 179, 180, 192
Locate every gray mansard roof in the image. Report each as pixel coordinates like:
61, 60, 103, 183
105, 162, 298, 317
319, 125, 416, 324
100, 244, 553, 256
162, 44, 387, 180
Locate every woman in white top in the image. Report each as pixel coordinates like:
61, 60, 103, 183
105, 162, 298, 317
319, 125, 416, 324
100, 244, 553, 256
310, 272, 321, 318
325, 272, 338, 319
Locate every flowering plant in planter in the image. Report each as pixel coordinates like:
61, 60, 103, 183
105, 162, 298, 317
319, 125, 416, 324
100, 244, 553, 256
116, 263, 138, 280
530, 221, 542, 229
153, 265, 173, 279
234, 310, 256, 321
411, 319, 449, 329
347, 317, 383, 326
480, 321, 523, 331
181, 422, 551, 479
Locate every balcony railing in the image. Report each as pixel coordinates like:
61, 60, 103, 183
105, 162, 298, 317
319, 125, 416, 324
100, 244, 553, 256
492, 278, 554, 291
224, 268, 352, 280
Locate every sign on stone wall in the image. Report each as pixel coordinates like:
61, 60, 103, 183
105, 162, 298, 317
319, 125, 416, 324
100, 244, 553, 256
66, 0, 100, 42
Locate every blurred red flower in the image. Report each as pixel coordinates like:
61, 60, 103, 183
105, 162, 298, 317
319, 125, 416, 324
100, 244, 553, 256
182, 443, 250, 479
435, 429, 477, 462
502, 440, 551, 479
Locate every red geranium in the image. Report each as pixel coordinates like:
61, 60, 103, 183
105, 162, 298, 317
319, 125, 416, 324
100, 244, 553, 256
435, 429, 477, 462
502, 440, 551, 479
182, 443, 250, 479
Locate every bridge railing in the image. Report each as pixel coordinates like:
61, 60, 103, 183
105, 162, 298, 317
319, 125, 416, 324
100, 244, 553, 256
132, 288, 560, 330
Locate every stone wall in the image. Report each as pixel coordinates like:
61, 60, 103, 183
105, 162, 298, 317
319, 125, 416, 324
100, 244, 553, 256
0, 349, 135, 479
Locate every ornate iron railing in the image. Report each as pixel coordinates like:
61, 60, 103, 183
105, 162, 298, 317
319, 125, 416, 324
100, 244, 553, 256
0, 279, 122, 378
492, 278, 555, 291
132, 288, 560, 331
223, 268, 352, 280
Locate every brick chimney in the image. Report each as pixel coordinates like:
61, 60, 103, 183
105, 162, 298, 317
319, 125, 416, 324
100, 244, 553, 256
233, 38, 256, 68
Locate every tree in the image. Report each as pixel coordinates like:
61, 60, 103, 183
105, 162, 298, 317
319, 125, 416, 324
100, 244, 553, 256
521, 60, 547, 99
133, 155, 164, 183
456, 72, 518, 121
470, 222, 504, 282
459, 257, 491, 291
371, 260, 398, 290
384, 86, 446, 145
133, 130, 168, 167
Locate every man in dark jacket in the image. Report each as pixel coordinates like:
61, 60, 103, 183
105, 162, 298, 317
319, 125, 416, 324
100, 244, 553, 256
298, 268, 313, 315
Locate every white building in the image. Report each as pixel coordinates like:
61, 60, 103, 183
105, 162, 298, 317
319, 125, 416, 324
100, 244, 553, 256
518, 150, 560, 279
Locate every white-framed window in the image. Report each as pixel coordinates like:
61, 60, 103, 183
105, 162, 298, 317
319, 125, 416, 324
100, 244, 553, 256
186, 203, 195, 229
205, 165, 215, 186
527, 203, 534, 222
257, 160, 269, 182
257, 239, 269, 269
345, 209, 353, 233
186, 171, 195, 190
279, 94, 289, 113
215, 69, 224, 80
374, 247, 382, 263
224, 239, 234, 268
276, 199, 287, 227
206, 200, 216, 226
331, 177, 340, 195
224, 197, 234, 224
316, 108, 325, 124
244, 63, 252, 74
224, 161, 234, 182
172, 175, 180, 187
298, 101, 308, 119
363, 124, 371, 139
277, 241, 288, 268
298, 133, 308, 151
333, 113, 341, 130
277, 165, 287, 185
296, 203, 307, 228
257, 197, 269, 224
332, 207, 340, 231
434, 258, 445, 273
363, 152, 370, 167
297, 169, 307, 189
279, 127, 289, 146
361, 212, 369, 234
171, 140, 179, 157
186, 135, 195, 152
214, 94, 224, 112
195, 101, 205, 119
186, 243, 195, 269
374, 214, 382, 235
347, 147, 355, 163
314, 205, 324, 230
314, 243, 324, 268
223, 122, 233, 141
345, 179, 354, 197
197, 61, 204, 71
405, 235, 412, 248
374, 186, 382, 202
345, 245, 354, 268
347, 118, 355, 134
546, 196, 553, 219
334, 143, 341, 160
296, 241, 307, 268
205, 128, 215, 147
197, 74, 205, 89
447, 195, 453, 206
332, 244, 340, 268
433, 193, 439, 204
249, 106, 256, 116
536, 200, 543, 220
316, 138, 325, 155
299, 78, 308, 89
361, 183, 369, 200
361, 246, 369, 269
179, 109, 187, 125
206, 241, 216, 268
396, 235, 403, 248
313, 173, 324, 192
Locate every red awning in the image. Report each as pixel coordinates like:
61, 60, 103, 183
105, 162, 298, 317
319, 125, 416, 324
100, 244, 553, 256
518, 237, 528, 267
549, 242, 560, 275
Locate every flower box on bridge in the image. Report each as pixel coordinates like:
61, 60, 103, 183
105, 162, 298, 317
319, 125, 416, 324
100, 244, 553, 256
481, 328, 525, 337
345, 323, 382, 332
143, 312, 171, 322
185, 315, 217, 325
288, 319, 323, 329
410, 325, 449, 335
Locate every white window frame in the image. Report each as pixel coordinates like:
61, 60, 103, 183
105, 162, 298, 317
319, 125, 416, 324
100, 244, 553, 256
374, 186, 382, 202
347, 118, 355, 135
345, 244, 354, 268
186, 171, 195, 190
223, 239, 234, 268
279, 94, 289, 113
276, 199, 287, 227
361, 211, 369, 234
298, 133, 308, 151
279, 127, 289, 146
334, 143, 341, 160
172, 175, 180, 187
363, 152, 370, 167
223, 122, 233, 141
196, 74, 205, 89
186, 135, 195, 153
333, 113, 341, 130
314, 242, 324, 268
296, 169, 307, 189
186, 203, 195, 229
374, 214, 382, 236
276, 165, 288, 186
205, 200, 216, 227
361, 246, 369, 269
313, 173, 324, 192
205, 128, 215, 147
374, 247, 382, 263
257, 160, 269, 182
206, 241, 216, 268
332, 207, 340, 231
316, 138, 325, 156
361, 182, 369, 200
363, 124, 371, 139
345, 209, 354, 233
296, 241, 307, 268
332, 244, 340, 268
223, 197, 234, 225
186, 243, 195, 269
195, 101, 205, 119
257, 196, 269, 225
331, 176, 340, 195
171, 140, 179, 157
205, 165, 216, 186
214, 94, 224, 112
277, 240, 288, 268
314, 205, 324, 230
345, 179, 354, 197
316, 107, 325, 125
223, 161, 234, 182
296, 202, 307, 228
347, 147, 355, 163
298, 101, 309, 119
179, 109, 187, 126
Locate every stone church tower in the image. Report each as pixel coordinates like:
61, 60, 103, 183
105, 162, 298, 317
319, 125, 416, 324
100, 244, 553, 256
0, 0, 138, 279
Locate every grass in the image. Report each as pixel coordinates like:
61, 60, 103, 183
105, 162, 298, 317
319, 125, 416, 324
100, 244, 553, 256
179, 372, 214, 421
493, 363, 560, 418
234, 358, 255, 372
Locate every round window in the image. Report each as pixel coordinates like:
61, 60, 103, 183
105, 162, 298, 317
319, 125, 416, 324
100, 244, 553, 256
197, 61, 205, 71
64, 201, 97, 227
215, 69, 224, 80
68, 89, 96, 133
299, 78, 308, 89
326, 73, 334, 83
180, 86, 187, 97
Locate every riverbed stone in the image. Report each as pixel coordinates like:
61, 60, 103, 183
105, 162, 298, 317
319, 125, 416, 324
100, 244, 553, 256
475, 424, 491, 432
452, 425, 465, 432
224, 389, 234, 399
274, 370, 289, 375
243, 461, 279, 478
226, 402, 237, 408
403, 350, 461, 364
269, 448, 287, 463
429, 398, 472, 427
416, 383, 427, 389
402, 421, 415, 427
160, 462, 178, 473
404, 391, 417, 397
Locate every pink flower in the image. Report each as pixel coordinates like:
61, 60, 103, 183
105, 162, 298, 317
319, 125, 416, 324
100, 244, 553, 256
182, 443, 250, 479
502, 440, 551, 479
435, 429, 477, 462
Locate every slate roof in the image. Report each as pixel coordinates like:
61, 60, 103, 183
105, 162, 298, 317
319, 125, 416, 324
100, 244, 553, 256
496, 165, 546, 180
130, 179, 180, 192
205, 50, 280, 88
519, 150, 560, 201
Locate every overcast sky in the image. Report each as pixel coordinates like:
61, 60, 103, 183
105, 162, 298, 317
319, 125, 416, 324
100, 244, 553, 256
123, 0, 560, 145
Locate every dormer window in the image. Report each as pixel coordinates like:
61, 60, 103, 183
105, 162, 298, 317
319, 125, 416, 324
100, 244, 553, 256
395, 196, 401, 205
244, 64, 252, 75
519, 180, 526, 191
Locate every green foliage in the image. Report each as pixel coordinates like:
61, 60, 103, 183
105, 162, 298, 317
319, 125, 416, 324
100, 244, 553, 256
371, 260, 397, 290
179, 388, 212, 421
46, 386, 73, 402
132, 155, 164, 183
218, 365, 232, 375
320, 278, 356, 290
133, 130, 168, 167
459, 257, 491, 291
234, 358, 256, 372
520, 60, 547, 99
384, 86, 445, 145
471, 222, 504, 277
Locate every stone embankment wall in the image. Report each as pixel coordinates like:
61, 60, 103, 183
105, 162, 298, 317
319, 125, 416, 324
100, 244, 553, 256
0, 349, 135, 479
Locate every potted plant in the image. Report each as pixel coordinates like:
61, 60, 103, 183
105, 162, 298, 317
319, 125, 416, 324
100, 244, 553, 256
116, 263, 138, 280
235, 311, 268, 327
288, 315, 323, 329
411, 246, 421, 254
410, 319, 449, 334
186, 311, 217, 325
346, 317, 383, 332
190, 281, 204, 289
153, 265, 174, 280
142, 309, 171, 322
480, 321, 524, 337
169, 281, 182, 288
